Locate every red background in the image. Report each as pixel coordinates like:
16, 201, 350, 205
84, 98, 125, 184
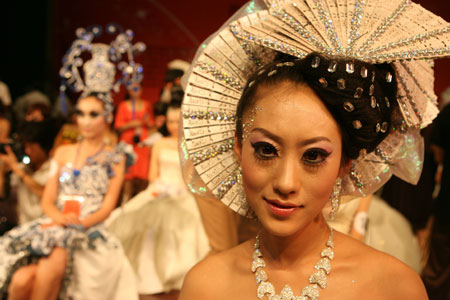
3, 0, 450, 105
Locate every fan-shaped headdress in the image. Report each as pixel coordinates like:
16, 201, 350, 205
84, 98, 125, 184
181, 0, 450, 216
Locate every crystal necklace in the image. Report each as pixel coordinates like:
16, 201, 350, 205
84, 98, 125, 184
252, 227, 334, 300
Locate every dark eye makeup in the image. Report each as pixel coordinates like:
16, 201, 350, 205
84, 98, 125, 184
251, 141, 278, 160
75, 109, 102, 118
250, 141, 331, 166
302, 148, 331, 165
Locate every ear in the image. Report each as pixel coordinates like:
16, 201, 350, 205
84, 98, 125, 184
338, 159, 352, 178
234, 133, 242, 164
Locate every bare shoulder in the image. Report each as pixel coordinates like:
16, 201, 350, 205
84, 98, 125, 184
180, 241, 253, 300
53, 144, 77, 164
152, 138, 165, 150
334, 232, 427, 299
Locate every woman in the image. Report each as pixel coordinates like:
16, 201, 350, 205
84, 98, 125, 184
181, 55, 426, 300
114, 83, 155, 202
178, 0, 450, 299
107, 101, 209, 296
0, 94, 137, 300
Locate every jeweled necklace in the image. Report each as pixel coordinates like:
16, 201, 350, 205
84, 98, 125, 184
252, 227, 334, 300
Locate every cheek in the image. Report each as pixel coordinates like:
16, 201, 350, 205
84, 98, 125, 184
240, 146, 269, 198
302, 160, 342, 207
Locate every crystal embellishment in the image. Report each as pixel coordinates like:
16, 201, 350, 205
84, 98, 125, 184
319, 78, 328, 87
309, 269, 328, 288
343, 101, 354, 112
386, 72, 393, 83
346, 62, 355, 74
301, 285, 320, 300
354, 87, 363, 98
353, 120, 362, 129
257, 281, 275, 299
312, 56, 320, 68
381, 122, 389, 133
360, 66, 368, 78
315, 258, 331, 274
337, 78, 346, 90
385, 97, 390, 108
328, 61, 337, 73
252, 228, 334, 300
371, 96, 377, 108
369, 84, 375, 96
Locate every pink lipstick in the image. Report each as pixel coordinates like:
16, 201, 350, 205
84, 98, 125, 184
265, 198, 300, 217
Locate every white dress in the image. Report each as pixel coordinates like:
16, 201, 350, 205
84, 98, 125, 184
0, 149, 138, 299
106, 148, 210, 294
327, 195, 422, 273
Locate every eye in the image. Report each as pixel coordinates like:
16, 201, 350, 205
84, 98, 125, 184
75, 109, 83, 116
302, 148, 331, 165
89, 111, 100, 118
251, 141, 278, 160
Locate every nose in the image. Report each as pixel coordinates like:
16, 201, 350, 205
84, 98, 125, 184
273, 154, 301, 198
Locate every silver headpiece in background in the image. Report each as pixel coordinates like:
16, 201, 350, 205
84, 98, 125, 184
59, 24, 146, 116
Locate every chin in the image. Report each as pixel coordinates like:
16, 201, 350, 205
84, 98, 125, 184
256, 210, 314, 238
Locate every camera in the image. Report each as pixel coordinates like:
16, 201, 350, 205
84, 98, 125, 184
0, 139, 26, 163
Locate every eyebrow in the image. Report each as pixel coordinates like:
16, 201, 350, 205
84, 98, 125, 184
251, 127, 331, 146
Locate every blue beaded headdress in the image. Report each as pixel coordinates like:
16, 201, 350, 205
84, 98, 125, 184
59, 24, 146, 117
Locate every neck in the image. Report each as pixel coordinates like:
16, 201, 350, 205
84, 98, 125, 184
82, 134, 105, 148
259, 213, 330, 267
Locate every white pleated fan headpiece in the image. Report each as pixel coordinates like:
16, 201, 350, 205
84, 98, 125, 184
180, 0, 450, 216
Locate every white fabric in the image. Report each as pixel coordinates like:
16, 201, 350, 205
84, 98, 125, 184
107, 148, 210, 293
328, 196, 422, 273
70, 238, 138, 300
11, 160, 50, 224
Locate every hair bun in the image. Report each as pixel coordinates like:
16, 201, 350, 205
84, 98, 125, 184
297, 53, 397, 158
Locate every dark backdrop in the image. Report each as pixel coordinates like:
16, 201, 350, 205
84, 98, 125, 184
2, 0, 450, 106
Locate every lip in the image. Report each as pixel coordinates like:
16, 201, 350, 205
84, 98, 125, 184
264, 198, 301, 217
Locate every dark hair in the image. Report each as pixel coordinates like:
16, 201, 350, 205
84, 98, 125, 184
26, 102, 50, 119
167, 99, 182, 113
165, 69, 184, 83
236, 53, 397, 160
154, 101, 169, 116
20, 121, 57, 154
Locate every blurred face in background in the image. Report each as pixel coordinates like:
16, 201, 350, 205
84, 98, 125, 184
76, 96, 107, 140
24, 142, 47, 168
166, 107, 180, 138
25, 108, 45, 122
127, 83, 142, 100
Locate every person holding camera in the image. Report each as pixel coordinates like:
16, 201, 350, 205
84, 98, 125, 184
114, 83, 155, 203
0, 121, 53, 224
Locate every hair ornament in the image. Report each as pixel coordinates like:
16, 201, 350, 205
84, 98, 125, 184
59, 24, 146, 116
180, 0, 450, 216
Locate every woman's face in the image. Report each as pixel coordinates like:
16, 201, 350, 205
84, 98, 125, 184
76, 96, 107, 139
235, 81, 345, 237
166, 107, 181, 137
127, 83, 142, 99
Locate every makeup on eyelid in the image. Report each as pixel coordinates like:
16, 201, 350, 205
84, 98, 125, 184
75, 110, 102, 118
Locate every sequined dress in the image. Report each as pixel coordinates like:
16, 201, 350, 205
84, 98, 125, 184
0, 149, 138, 300
106, 147, 210, 294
